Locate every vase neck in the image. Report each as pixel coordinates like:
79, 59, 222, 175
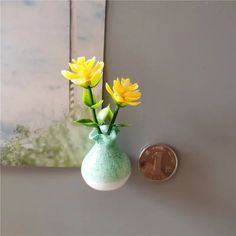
89, 126, 119, 145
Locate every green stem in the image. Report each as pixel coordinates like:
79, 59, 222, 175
107, 105, 120, 135
88, 86, 102, 134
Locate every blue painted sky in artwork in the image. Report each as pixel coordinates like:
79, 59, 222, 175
0, 122, 15, 140
75, 0, 106, 58
94, 2, 106, 21
1, 0, 37, 7
22, 0, 36, 6
1, 0, 70, 142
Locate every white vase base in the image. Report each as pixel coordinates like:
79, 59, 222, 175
82, 174, 131, 191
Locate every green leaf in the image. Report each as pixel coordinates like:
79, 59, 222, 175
74, 118, 93, 123
107, 108, 114, 121
114, 123, 129, 128
97, 105, 114, 124
74, 119, 98, 127
91, 100, 103, 109
82, 89, 92, 107
82, 89, 97, 107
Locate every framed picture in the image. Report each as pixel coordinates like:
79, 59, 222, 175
0, 0, 106, 167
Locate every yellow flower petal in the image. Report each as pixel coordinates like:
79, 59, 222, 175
86, 56, 96, 68
127, 83, 139, 91
114, 94, 125, 103
127, 101, 141, 106
106, 83, 114, 97
90, 72, 102, 88
125, 91, 141, 99
61, 70, 79, 80
62, 57, 104, 88
76, 57, 85, 65
121, 78, 131, 86
91, 62, 104, 75
68, 63, 79, 72
105, 77, 141, 107
113, 79, 125, 94
72, 78, 90, 88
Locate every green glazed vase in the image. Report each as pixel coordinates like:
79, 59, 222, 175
81, 126, 131, 191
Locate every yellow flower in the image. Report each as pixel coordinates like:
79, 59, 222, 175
106, 78, 141, 107
61, 56, 104, 88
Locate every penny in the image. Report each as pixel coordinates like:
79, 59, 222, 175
139, 144, 178, 182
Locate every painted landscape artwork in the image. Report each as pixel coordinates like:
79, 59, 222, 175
0, 0, 106, 167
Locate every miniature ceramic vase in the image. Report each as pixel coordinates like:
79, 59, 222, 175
81, 126, 131, 191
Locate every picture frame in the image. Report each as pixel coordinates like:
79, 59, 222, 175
0, 0, 106, 167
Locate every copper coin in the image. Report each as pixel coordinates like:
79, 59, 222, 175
139, 144, 178, 182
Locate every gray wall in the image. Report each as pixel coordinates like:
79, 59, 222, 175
1, 1, 236, 236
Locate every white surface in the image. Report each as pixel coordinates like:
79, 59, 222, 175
81, 172, 131, 191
